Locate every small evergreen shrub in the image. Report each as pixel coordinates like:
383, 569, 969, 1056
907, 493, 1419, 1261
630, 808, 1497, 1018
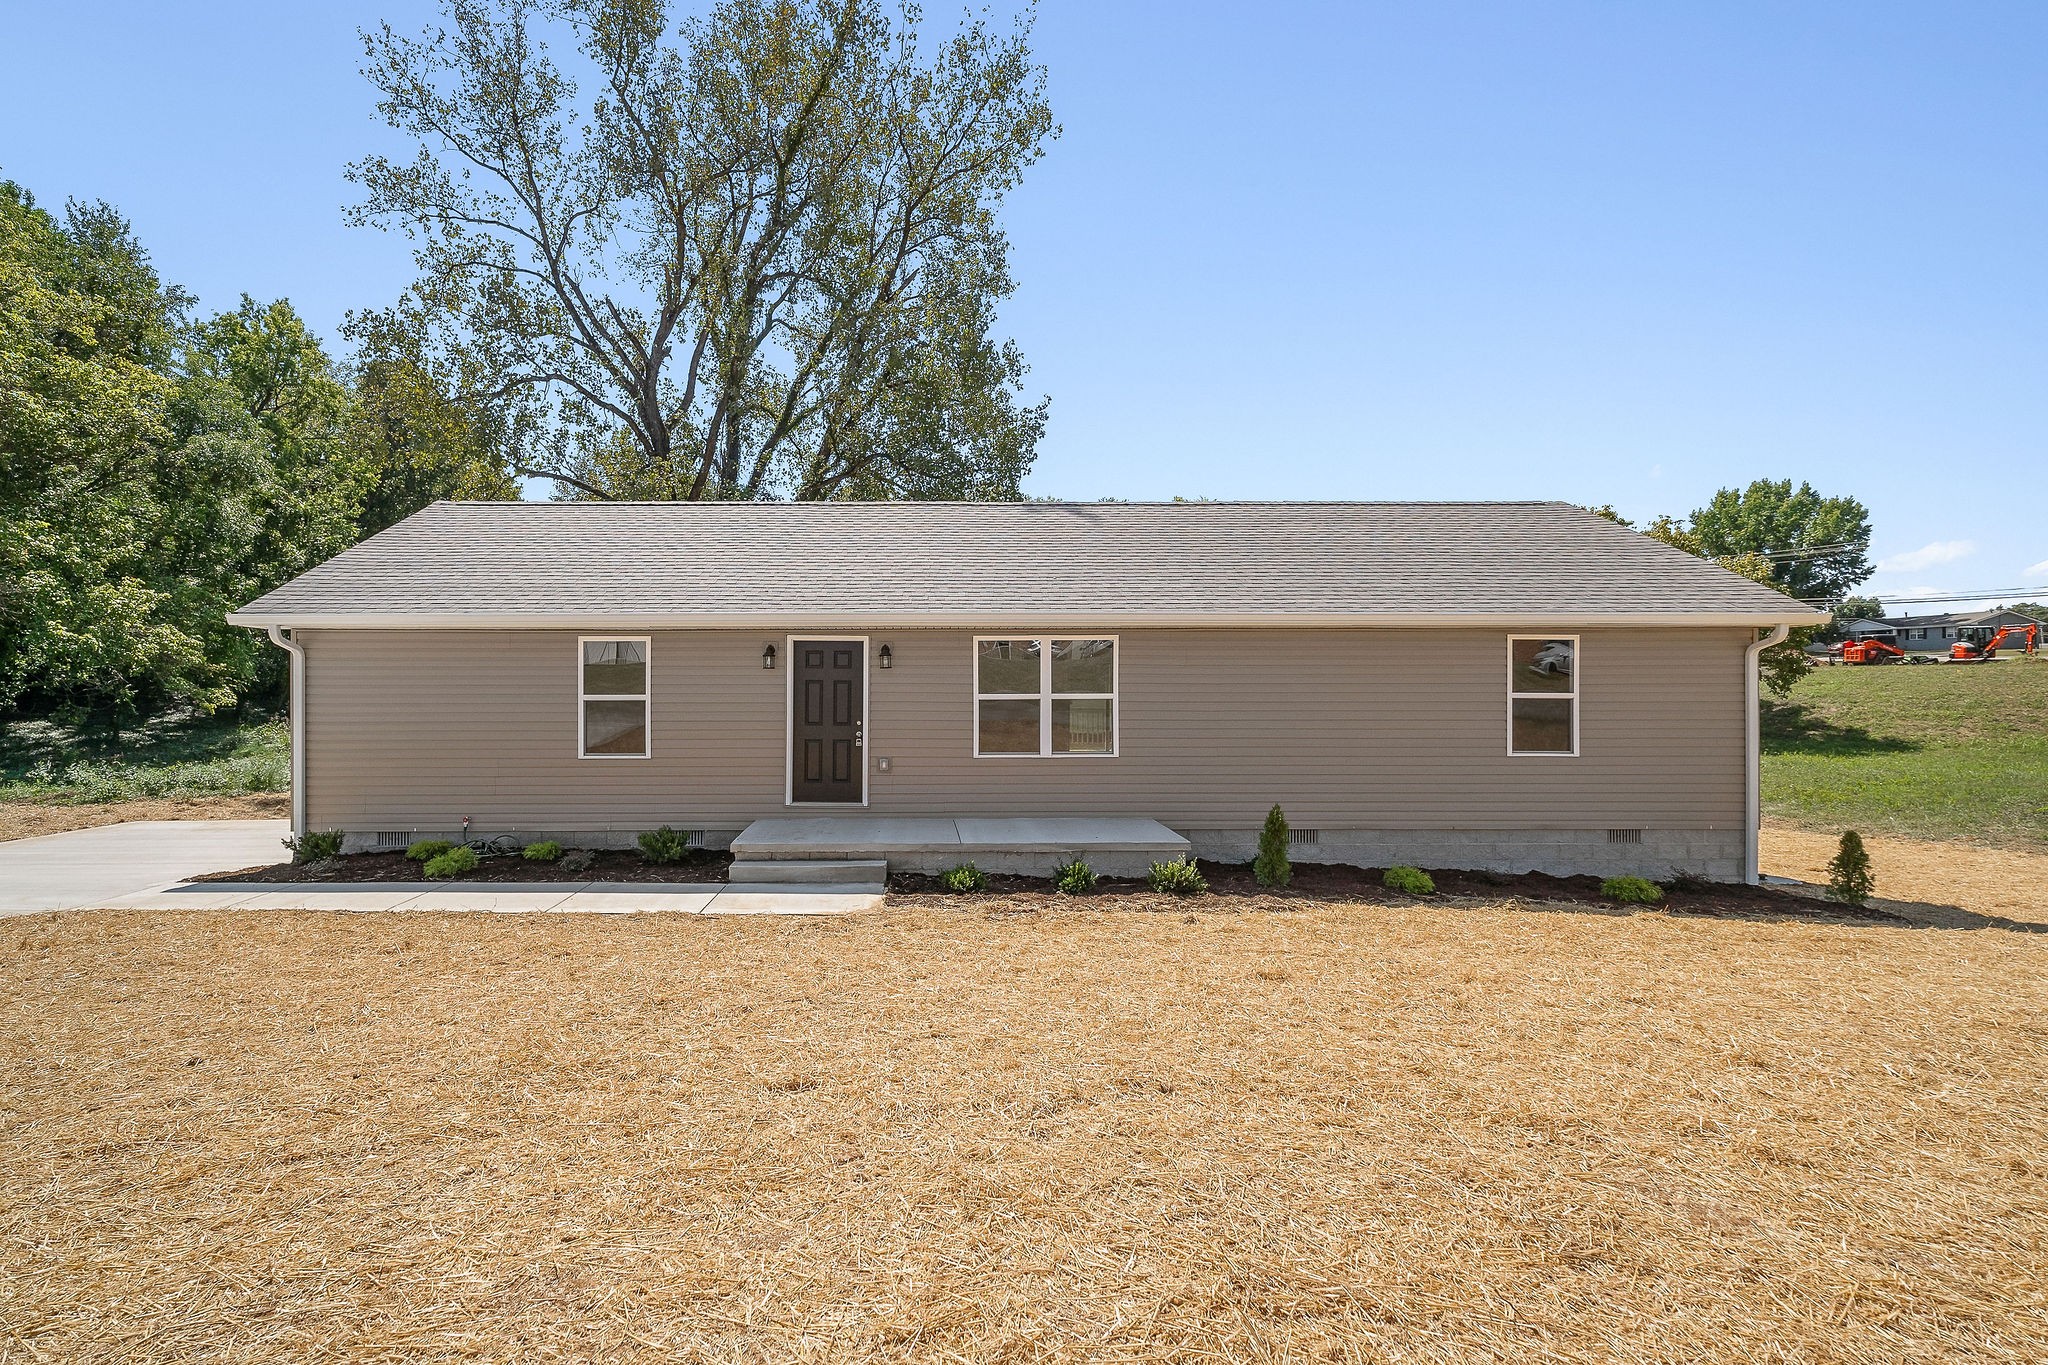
405, 839, 453, 863
1148, 857, 1209, 895
522, 841, 564, 862
422, 846, 479, 879
1382, 865, 1435, 895
1053, 858, 1097, 894
1826, 830, 1876, 905
940, 863, 988, 893
1601, 875, 1664, 904
285, 829, 345, 864
638, 825, 689, 864
1254, 804, 1292, 888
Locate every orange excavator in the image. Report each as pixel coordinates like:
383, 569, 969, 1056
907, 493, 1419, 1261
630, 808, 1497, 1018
1949, 623, 2040, 662
1834, 638, 1905, 664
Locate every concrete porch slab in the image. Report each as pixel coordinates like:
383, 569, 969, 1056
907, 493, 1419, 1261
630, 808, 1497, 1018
730, 817, 960, 856
950, 817, 1189, 851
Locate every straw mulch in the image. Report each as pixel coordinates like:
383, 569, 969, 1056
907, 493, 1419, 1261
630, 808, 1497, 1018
4, 902, 2044, 1362
1762, 819, 2048, 924
0, 793, 287, 844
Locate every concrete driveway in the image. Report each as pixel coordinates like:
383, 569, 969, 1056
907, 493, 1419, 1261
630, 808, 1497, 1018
0, 820, 289, 916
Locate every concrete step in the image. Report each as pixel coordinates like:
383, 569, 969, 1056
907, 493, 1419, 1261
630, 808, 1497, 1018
727, 858, 890, 885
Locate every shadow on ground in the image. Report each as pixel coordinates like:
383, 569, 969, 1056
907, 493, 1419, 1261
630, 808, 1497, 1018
1760, 699, 1921, 757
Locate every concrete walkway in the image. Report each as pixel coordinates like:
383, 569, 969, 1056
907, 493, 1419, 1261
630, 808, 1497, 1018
0, 819, 290, 916
1, 820, 880, 917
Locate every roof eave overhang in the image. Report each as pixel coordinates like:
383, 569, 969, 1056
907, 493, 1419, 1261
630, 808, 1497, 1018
228, 608, 1826, 630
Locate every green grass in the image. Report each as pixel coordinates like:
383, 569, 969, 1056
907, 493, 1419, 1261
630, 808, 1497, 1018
1762, 659, 2048, 848
0, 709, 289, 805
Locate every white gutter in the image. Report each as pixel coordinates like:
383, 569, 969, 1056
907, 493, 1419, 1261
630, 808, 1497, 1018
1743, 623, 1791, 884
265, 625, 307, 842
228, 608, 1826, 631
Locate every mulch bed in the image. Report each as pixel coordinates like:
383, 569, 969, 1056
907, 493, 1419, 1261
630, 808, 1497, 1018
197, 847, 736, 884
890, 858, 1894, 923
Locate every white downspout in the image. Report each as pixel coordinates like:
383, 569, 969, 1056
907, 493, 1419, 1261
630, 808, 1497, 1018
266, 625, 307, 841
1743, 623, 1790, 884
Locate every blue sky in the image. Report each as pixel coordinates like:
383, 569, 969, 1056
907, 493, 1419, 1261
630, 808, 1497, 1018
6, 1, 2044, 608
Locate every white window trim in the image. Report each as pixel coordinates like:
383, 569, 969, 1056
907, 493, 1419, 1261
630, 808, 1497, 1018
579, 635, 651, 759
783, 635, 871, 807
1507, 634, 1579, 758
972, 635, 1120, 759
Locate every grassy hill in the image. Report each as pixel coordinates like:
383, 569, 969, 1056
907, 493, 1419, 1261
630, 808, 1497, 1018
1762, 659, 2048, 848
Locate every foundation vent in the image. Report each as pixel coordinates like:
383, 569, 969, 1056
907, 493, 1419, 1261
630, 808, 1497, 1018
373, 831, 412, 850
1607, 828, 1644, 845
1289, 828, 1320, 846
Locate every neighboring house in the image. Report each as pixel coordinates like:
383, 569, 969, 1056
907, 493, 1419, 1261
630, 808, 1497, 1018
1881, 608, 2047, 654
227, 501, 1821, 882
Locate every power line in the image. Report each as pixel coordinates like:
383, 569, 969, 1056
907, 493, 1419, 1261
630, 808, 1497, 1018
1803, 586, 2048, 607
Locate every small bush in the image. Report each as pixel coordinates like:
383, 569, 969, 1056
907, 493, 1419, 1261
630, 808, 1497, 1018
522, 840, 564, 862
405, 839, 453, 862
1053, 858, 1097, 894
285, 829, 345, 864
422, 846, 479, 879
1826, 830, 1876, 905
1148, 857, 1209, 896
1602, 875, 1664, 904
940, 863, 988, 893
638, 826, 689, 864
1382, 865, 1435, 895
1254, 804, 1292, 888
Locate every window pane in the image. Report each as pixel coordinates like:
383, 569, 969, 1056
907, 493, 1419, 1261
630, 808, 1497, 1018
1051, 639, 1115, 693
977, 639, 1041, 694
1511, 698, 1574, 754
1052, 698, 1114, 753
1510, 638, 1574, 693
583, 640, 647, 696
584, 699, 648, 755
978, 698, 1041, 754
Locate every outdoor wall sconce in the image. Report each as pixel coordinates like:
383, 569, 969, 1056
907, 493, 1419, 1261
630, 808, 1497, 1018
879, 644, 893, 669
762, 644, 776, 670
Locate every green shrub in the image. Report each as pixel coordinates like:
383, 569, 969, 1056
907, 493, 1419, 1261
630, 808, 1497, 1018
1148, 857, 1209, 895
285, 829, 345, 864
522, 840, 564, 862
1254, 804, 1292, 888
638, 825, 689, 864
940, 863, 988, 893
1382, 865, 1435, 895
1601, 875, 1665, 904
1825, 831, 1876, 905
422, 846, 479, 879
1052, 858, 1097, 894
405, 839, 453, 862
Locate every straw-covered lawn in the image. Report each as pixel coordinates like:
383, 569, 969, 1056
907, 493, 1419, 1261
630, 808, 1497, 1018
4, 902, 2044, 1362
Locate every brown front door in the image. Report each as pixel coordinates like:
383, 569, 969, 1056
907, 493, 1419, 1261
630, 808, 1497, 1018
790, 640, 864, 803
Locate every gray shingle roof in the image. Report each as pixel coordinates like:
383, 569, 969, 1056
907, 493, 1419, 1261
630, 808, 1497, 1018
228, 500, 1822, 626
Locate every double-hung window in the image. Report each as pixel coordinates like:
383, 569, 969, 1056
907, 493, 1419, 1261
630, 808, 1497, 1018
974, 637, 1117, 757
580, 638, 649, 757
1507, 636, 1577, 756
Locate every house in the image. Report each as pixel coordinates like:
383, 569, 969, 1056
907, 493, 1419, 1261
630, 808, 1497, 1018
1880, 608, 2046, 654
226, 501, 1822, 883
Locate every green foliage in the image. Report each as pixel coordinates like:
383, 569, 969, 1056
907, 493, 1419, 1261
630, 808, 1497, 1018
405, 839, 454, 862
1761, 664, 2048, 848
940, 863, 989, 893
637, 825, 689, 864
1382, 865, 1435, 895
0, 711, 287, 803
1825, 832, 1876, 905
287, 829, 345, 863
1601, 876, 1664, 904
1254, 804, 1292, 888
1052, 858, 1096, 894
422, 845, 479, 879
1148, 857, 1208, 896
522, 840, 564, 862
351, 0, 1055, 503
1634, 508, 1821, 698
1687, 480, 1873, 604
1826, 595, 1889, 642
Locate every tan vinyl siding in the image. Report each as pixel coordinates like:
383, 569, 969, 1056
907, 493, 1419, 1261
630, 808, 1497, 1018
300, 627, 1749, 834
